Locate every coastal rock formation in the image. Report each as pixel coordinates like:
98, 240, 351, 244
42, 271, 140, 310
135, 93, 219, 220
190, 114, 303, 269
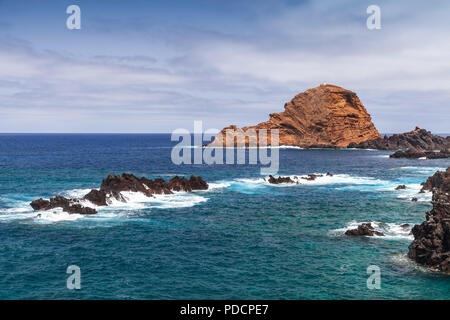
268, 175, 295, 184
30, 196, 97, 215
30, 174, 209, 215
301, 173, 333, 181
208, 84, 381, 148
420, 167, 450, 193
267, 173, 333, 184
348, 127, 450, 151
395, 185, 407, 190
390, 148, 450, 159
408, 167, 450, 271
345, 223, 384, 237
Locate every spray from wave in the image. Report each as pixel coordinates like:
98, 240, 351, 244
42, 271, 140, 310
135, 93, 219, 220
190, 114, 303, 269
331, 220, 414, 240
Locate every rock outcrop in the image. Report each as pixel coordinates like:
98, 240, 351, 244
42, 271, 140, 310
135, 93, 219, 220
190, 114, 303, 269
208, 84, 381, 148
408, 167, 450, 272
30, 174, 209, 215
30, 196, 97, 215
345, 223, 385, 237
420, 167, 450, 193
390, 148, 450, 159
267, 173, 333, 184
267, 175, 295, 184
348, 127, 450, 151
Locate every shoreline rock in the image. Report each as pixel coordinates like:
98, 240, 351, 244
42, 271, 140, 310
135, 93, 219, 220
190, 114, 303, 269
390, 148, 450, 159
30, 174, 209, 215
348, 127, 450, 152
408, 167, 450, 272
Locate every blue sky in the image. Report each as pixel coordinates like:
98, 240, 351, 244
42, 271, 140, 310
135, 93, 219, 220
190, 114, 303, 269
0, 0, 449, 133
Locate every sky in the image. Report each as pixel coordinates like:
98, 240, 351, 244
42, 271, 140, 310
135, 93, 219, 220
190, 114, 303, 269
0, 0, 449, 133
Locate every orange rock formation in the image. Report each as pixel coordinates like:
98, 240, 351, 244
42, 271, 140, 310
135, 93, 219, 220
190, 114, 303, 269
208, 84, 381, 148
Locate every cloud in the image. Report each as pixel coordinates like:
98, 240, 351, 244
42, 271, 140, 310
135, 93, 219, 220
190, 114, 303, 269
0, 0, 449, 132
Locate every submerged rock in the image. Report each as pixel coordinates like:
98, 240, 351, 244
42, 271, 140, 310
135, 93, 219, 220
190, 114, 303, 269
408, 167, 450, 272
345, 223, 384, 237
30, 174, 209, 215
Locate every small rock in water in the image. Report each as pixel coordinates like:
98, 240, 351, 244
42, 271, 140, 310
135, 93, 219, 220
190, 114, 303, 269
345, 223, 384, 237
267, 175, 295, 184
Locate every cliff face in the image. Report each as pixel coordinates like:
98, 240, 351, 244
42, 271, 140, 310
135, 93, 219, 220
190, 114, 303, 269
208, 84, 381, 148
348, 127, 450, 151
408, 168, 450, 272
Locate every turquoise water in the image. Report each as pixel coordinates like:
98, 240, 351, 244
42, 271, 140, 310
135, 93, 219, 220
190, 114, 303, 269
0, 134, 450, 299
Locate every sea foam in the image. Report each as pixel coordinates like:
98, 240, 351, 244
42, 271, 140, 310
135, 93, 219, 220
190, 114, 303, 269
332, 220, 414, 240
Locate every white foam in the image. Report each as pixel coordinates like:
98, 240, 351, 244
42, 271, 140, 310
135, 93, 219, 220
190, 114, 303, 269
103, 190, 208, 210
33, 208, 85, 223
61, 188, 94, 198
0, 186, 210, 224
332, 220, 414, 240
390, 254, 432, 273
394, 184, 432, 202
0, 204, 85, 224
205, 181, 232, 190
239, 173, 390, 187
391, 166, 445, 175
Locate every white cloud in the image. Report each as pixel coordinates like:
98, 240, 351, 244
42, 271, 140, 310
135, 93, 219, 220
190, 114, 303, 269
1, 0, 450, 132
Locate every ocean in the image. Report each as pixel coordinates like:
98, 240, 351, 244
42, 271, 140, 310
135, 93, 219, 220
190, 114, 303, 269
0, 133, 449, 299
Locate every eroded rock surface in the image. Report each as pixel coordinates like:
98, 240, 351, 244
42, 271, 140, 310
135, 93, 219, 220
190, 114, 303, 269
345, 223, 384, 237
208, 84, 380, 148
30, 174, 209, 215
408, 167, 450, 272
390, 148, 450, 159
348, 127, 450, 151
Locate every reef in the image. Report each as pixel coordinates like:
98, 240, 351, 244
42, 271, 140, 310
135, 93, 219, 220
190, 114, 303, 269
30, 174, 208, 215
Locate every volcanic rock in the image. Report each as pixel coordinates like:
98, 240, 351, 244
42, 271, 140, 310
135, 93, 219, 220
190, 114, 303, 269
345, 223, 384, 237
420, 167, 450, 193
208, 84, 381, 148
30, 196, 97, 215
348, 127, 450, 151
301, 174, 323, 181
30, 174, 209, 215
390, 148, 450, 159
408, 167, 450, 272
268, 175, 295, 184
395, 185, 407, 190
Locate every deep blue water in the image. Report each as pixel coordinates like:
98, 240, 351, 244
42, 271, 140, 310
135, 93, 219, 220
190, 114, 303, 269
0, 134, 449, 299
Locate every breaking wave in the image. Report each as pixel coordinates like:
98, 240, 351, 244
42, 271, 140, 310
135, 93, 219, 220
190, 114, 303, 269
331, 220, 414, 240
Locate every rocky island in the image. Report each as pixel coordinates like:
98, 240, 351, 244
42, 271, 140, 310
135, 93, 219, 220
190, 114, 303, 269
30, 173, 208, 215
208, 84, 448, 158
208, 84, 381, 148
